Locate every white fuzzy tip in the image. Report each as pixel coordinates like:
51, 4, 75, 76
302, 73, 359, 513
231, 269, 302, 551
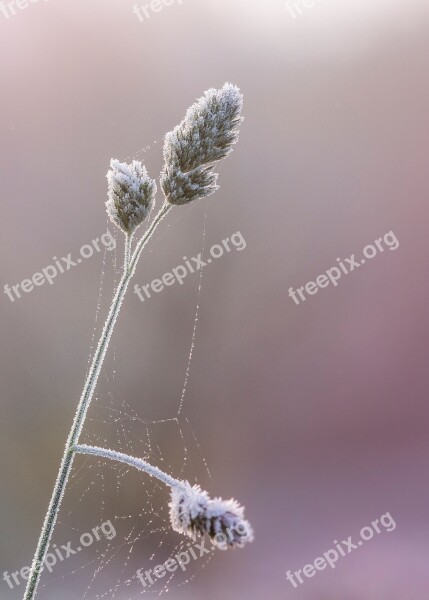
169, 482, 254, 548
106, 159, 157, 235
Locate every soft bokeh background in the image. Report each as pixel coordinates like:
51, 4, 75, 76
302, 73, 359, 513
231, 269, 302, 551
1, 0, 429, 598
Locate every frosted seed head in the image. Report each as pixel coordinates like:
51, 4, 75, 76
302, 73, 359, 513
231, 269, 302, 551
106, 159, 157, 235
160, 82, 244, 206
169, 482, 254, 548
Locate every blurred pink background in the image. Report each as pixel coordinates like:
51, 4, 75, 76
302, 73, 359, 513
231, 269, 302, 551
1, 0, 429, 598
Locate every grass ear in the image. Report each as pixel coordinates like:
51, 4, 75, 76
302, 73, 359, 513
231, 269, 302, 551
161, 83, 244, 205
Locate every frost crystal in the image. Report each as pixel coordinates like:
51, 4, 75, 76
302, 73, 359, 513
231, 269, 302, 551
160, 82, 244, 205
106, 159, 157, 234
169, 482, 254, 548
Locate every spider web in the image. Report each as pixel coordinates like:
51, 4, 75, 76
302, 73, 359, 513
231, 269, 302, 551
36, 181, 221, 599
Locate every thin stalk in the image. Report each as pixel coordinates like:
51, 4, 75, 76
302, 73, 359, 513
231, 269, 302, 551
74, 444, 182, 489
124, 232, 133, 270
24, 202, 172, 600
129, 203, 170, 275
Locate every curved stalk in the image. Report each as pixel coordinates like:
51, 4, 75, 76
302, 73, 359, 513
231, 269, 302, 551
23, 203, 172, 600
129, 203, 170, 275
74, 444, 182, 489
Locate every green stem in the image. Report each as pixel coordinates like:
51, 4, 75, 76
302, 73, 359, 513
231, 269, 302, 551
23, 203, 172, 600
